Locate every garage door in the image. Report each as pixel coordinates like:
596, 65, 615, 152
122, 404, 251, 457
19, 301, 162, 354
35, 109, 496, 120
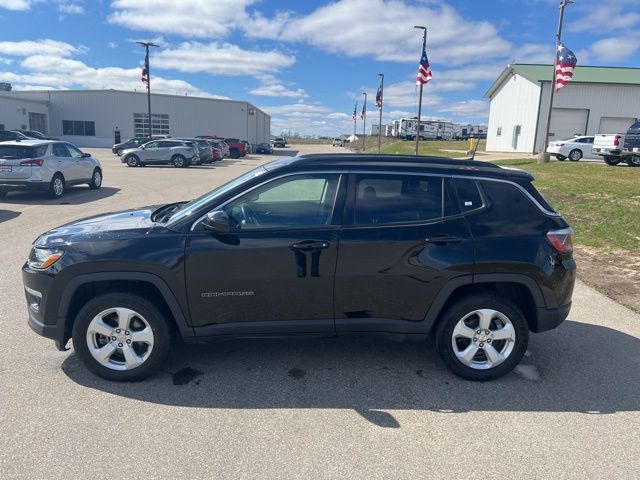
598, 117, 636, 134
549, 108, 588, 141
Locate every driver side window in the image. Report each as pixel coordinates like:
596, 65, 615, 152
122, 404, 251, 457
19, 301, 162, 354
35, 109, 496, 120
223, 174, 341, 230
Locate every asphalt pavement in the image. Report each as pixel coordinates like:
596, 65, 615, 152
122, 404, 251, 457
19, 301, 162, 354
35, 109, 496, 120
1, 144, 639, 479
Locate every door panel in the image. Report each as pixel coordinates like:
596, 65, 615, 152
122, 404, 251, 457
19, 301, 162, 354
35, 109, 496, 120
66, 144, 93, 179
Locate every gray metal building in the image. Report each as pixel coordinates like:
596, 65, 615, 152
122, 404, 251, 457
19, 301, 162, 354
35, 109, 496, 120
0, 89, 271, 148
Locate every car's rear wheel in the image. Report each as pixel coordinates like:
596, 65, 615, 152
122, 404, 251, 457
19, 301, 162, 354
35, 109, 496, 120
48, 173, 65, 199
435, 294, 528, 381
568, 149, 582, 161
603, 155, 621, 166
72, 293, 173, 381
126, 155, 140, 167
172, 154, 186, 168
626, 155, 640, 167
556, 155, 566, 161
88, 168, 102, 189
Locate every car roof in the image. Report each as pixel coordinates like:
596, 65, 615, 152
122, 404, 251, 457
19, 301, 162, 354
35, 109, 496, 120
270, 154, 534, 180
0, 139, 54, 147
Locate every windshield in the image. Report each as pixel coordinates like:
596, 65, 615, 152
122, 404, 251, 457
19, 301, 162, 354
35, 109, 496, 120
166, 165, 269, 225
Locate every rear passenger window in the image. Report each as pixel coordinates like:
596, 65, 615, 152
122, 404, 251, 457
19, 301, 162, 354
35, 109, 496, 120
480, 181, 542, 219
354, 174, 443, 225
454, 178, 484, 212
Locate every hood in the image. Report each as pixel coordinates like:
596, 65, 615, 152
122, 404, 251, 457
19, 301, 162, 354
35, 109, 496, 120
35, 206, 160, 247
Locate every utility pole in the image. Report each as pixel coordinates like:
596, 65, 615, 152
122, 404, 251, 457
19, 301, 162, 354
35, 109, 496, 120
352, 101, 358, 144
362, 92, 367, 151
377, 73, 384, 154
538, 0, 573, 163
414, 26, 427, 156
136, 41, 159, 137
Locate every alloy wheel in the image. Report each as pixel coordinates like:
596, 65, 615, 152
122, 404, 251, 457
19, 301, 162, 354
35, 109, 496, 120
53, 177, 64, 196
93, 170, 102, 187
85, 307, 154, 371
450, 308, 516, 370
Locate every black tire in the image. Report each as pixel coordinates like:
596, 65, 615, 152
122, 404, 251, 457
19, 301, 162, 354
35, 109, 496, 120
116, 149, 124, 156
48, 173, 65, 199
568, 149, 582, 162
556, 155, 566, 161
172, 154, 186, 168
603, 156, 621, 166
230, 148, 240, 159
126, 155, 140, 167
626, 155, 640, 167
72, 292, 173, 382
435, 293, 529, 381
88, 168, 102, 189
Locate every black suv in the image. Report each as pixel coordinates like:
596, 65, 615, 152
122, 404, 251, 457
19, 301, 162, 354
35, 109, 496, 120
22, 155, 575, 382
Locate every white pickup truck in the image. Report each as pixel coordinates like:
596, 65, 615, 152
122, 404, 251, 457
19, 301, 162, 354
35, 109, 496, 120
592, 120, 640, 167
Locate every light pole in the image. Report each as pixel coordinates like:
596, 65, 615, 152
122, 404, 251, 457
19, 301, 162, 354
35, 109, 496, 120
377, 73, 384, 154
538, 0, 573, 163
362, 92, 367, 151
414, 26, 426, 156
136, 41, 159, 137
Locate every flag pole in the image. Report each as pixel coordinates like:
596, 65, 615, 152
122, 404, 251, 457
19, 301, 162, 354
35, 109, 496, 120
538, 0, 573, 163
362, 92, 367, 151
136, 41, 159, 137
353, 101, 358, 143
414, 26, 427, 156
378, 73, 384, 154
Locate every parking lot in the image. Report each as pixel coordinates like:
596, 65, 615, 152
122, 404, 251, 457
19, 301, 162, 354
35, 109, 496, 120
1, 145, 640, 479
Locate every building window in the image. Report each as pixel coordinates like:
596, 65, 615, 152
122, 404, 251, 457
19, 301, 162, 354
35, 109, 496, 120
497, 127, 502, 137
62, 120, 96, 136
134, 113, 170, 137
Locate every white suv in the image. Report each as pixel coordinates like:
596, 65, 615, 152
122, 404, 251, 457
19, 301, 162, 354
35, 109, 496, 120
0, 140, 102, 199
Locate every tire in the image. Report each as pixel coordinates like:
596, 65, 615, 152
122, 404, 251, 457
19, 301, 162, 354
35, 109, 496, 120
435, 293, 529, 381
88, 168, 102, 189
48, 173, 65, 199
72, 292, 173, 382
556, 155, 566, 161
568, 149, 582, 162
626, 155, 640, 167
116, 149, 124, 156
230, 148, 240, 159
604, 156, 621, 166
172, 155, 186, 168
126, 155, 140, 167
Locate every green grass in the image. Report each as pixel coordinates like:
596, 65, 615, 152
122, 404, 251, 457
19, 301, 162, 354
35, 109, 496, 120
352, 138, 485, 157
494, 159, 640, 251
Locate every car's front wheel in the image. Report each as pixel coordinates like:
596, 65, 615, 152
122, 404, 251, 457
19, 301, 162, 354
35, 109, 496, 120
89, 168, 102, 189
126, 155, 140, 167
435, 294, 529, 381
116, 149, 124, 156
72, 293, 173, 381
626, 155, 640, 167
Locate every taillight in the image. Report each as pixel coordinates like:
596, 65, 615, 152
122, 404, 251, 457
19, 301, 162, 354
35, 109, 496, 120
20, 159, 44, 166
547, 228, 573, 254
614, 135, 621, 147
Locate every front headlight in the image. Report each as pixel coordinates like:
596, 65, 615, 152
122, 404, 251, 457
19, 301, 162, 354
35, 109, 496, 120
28, 247, 64, 270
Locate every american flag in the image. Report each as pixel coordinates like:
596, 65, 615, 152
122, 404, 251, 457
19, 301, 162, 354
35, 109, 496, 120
416, 48, 432, 85
375, 83, 383, 108
352, 101, 358, 121
555, 42, 577, 93
141, 50, 149, 89
360, 101, 366, 120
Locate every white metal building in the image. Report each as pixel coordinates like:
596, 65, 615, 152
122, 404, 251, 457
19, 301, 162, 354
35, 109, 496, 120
0, 89, 271, 148
485, 64, 640, 153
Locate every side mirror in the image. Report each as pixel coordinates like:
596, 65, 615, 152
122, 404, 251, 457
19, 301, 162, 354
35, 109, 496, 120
202, 210, 231, 233
82, 152, 91, 158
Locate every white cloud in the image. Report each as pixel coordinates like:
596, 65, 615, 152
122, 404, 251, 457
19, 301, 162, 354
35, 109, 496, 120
58, 3, 84, 15
590, 36, 640, 62
153, 42, 295, 76
107, 42, 117, 49
0, 0, 31, 10
513, 44, 553, 64
0, 56, 13, 64
569, 3, 640, 33
437, 99, 488, 119
249, 74, 307, 98
261, 102, 332, 118
0, 39, 84, 57
109, 0, 256, 38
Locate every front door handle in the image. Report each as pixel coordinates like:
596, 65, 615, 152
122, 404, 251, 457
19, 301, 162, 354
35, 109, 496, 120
290, 240, 330, 251
424, 235, 462, 245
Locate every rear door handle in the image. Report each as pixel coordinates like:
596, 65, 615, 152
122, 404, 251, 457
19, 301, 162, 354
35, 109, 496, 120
290, 240, 330, 251
424, 235, 462, 245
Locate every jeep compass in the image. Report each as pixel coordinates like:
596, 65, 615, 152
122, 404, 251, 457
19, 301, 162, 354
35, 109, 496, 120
22, 154, 575, 381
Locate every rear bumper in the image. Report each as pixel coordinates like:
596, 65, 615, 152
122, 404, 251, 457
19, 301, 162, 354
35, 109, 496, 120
533, 302, 572, 333
0, 180, 48, 191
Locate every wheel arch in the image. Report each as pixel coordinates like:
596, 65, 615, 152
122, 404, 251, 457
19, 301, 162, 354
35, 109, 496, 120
57, 272, 194, 349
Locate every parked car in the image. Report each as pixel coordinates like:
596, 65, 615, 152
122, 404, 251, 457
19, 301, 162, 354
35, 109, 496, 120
196, 136, 230, 158
223, 138, 246, 158
546, 136, 596, 161
592, 120, 640, 167
22, 154, 575, 382
112, 137, 153, 156
203, 140, 223, 161
273, 137, 286, 148
174, 138, 214, 164
14, 129, 52, 140
241, 140, 252, 154
332, 138, 344, 147
255, 142, 273, 154
0, 140, 102, 199
121, 139, 198, 168
0, 130, 31, 142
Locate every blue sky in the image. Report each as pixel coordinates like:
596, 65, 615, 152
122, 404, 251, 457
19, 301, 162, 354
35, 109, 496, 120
1, 0, 639, 136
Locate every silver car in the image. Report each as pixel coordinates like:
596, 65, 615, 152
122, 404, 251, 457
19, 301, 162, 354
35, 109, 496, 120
0, 140, 102, 199
121, 139, 199, 168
